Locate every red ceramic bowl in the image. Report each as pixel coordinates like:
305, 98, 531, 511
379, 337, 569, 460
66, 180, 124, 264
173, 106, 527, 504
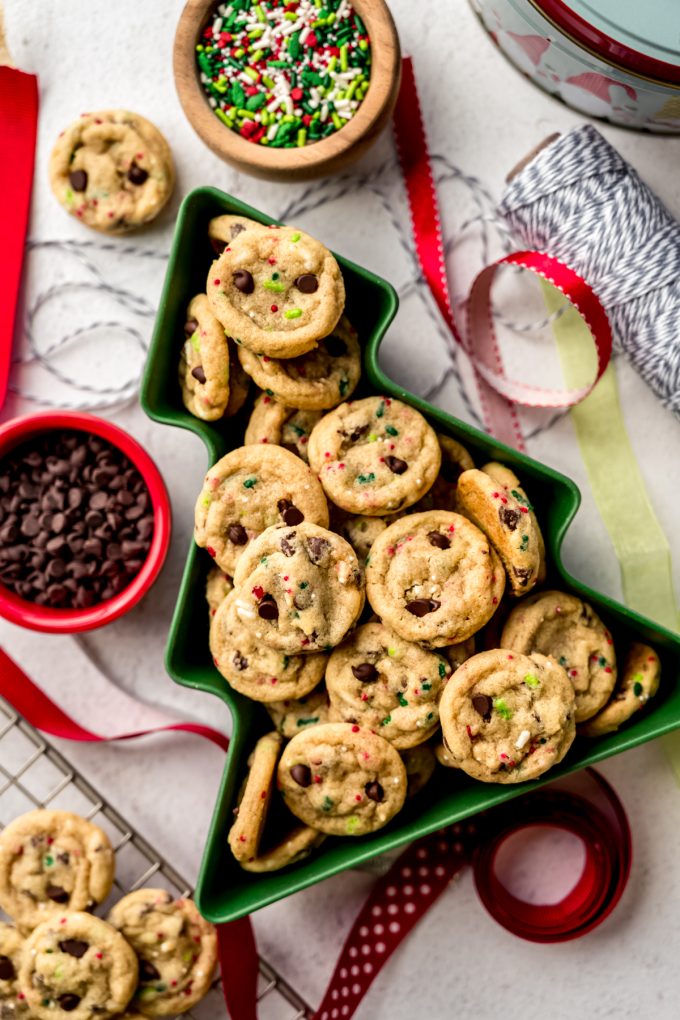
0, 411, 172, 632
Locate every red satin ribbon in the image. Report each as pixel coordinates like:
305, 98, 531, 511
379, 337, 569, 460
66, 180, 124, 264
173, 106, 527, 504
393, 57, 614, 451
0, 65, 38, 410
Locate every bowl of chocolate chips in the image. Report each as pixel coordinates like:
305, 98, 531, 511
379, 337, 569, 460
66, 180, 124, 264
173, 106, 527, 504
0, 412, 171, 632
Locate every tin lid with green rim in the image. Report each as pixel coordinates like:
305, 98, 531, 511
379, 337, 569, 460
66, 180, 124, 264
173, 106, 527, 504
533, 0, 680, 84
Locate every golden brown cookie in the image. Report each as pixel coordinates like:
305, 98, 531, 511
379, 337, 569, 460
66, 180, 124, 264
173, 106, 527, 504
178, 294, 230, 421
244, 394, 322, 462
580, 643, 661, 737
228, 732, 283, 863
208, 213, 266, 254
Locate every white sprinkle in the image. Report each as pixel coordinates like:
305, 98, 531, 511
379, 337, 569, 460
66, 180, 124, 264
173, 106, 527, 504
515, 729, 531, 750
267, 123, 278, 141
209, 97, 217, 108
236, 607, 256, 620
213, 16, 223, 33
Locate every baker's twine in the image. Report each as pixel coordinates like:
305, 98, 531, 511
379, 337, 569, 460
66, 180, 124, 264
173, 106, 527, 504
500, 124, 680, 416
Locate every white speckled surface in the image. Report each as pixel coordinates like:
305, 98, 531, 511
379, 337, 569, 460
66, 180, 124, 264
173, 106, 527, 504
2, 0, 680, 1016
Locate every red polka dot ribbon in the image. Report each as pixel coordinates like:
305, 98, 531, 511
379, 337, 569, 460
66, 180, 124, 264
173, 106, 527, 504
392, 57, 613, 452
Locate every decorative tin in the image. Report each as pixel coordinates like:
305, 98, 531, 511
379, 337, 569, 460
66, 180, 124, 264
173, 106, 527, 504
471, 0, 680, 133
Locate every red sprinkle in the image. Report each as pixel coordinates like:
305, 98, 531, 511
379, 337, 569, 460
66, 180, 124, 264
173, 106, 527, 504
270, 304, 278, 312
351, 725, 360, 732
207, 546, 216, 558
213, 279, 221, 285
313, 775, 322, 784
252, 585, 265, 600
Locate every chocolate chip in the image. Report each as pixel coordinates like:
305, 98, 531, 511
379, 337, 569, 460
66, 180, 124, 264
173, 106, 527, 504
231, 223, 246, 239
68, 170, 87, 192
233, 269, 254, 294
405, 598, 440, 617
257, 595, 279, 620
349, 424, 369, 442
472, 694, 493, 721
364, 781, 384, 802
58, 995, 81, 1012
428, 531, 450, 549
227, 524, 248, 545
294, 273, 318, 294
280, 536, 296, 557
0, 955, 15, 980
139, 959, 161, 983
277, 499, 304, 526
290, 764, 312, 787
127, 163, 148, 185
513, 566, 532, 585
184, 319, 199, 337
499, 507, 520, 531
324, 335, 347, 358
351, 663, 379, 683
58, 939, 89, 959
46, 884, 69, 903
233, 652, 248, 671
191, 365, 207, 385
385, 456, 408, 475
306, 536, 331, 565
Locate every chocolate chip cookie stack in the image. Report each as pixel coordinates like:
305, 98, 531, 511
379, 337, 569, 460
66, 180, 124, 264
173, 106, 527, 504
184, 215, 662, 873
0, 810, 217, 1019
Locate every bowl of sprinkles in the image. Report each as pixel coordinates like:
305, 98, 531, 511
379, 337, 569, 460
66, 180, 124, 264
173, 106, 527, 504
174, 0, 401, 180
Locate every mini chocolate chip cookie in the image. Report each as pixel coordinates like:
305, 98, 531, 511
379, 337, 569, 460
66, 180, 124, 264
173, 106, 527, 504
456, 463, 545, 596
240, 825, 325, 873
210, 590, 326, 701
207, 226, 345, 358
413, 434, 475, 513
308, 397, 441, 515
440, 637, 476, 672
49, 111, 174, 234
178, 294, 231, 421
108, 890, 217, 1016
19, 912, 138, 1020
244, 394, 322, 462
231, 522, 364, 653
439, 649, 576, 783
433, 740, 459, 769
208, 213, 266, 254
325, 623, 451, 748
330, 507, 399, 566
0, 922, 28, 1018
0, 810, 115, 931
580, 643, 661, 737
365, 511, 506, 648
500, 590, 617, 722
237, 317, 361, 410
401, 744, 437, 797
228, 731, 283, 863
205, 565, 233, 618
278, 723, 407, 836
265, 684, 333, 737
194, 445, 329, 575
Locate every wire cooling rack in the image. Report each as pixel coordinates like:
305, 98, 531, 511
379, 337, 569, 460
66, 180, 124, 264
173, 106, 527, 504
0, 696, 313, 1020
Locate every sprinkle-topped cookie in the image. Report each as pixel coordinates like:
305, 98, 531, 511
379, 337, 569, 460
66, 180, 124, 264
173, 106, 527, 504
227, 732, 283, 861
265, 684, 333, 737
278, 723, 407, 836
196, 0, 371, 147
210, 589, 327, 700
0, 810, 114, 932
365, 511, 506, 648
178, 294, 231, 421
49, 111, 174, 234
500, 590, 617, 722
108, 891, 217, 1017
194, 444, 329, 575
238, 316, 361, 410
0, 922, 29, 1018
231, 521, 364, 653
308, 397, 441, 515
438, 649, 576, 784
580, 642, 660, 737
207, 225, 345, 358
208, 213, 267, 254
325, 622, 451, 748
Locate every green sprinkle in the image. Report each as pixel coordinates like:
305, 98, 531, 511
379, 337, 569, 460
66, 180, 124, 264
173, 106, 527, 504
438, 663, 447, 678
43, 855, 54, 867
633, 681, 644, 697
385, 425, 399, 436
259, 556, 268, 564
510, 489, 534, 510
202, 496, 211, 508
520, 534, 529, 551
524, 674, 540, 688
426, 712, 434, 721
290, 232, 301, 242
246, 92, 266, 111
190, 330, 201, 352
284, 308, 302, 319
282, 655, 290, 669
558, 656, 569, 667
215, 108, 231, 127
356, 473, 376, 485
397, 693, 409, 707
243, 476, 257, 489
367, 433, 378, 442
340, 43, 349, 71
375, 400, 385, 418
380, 715, 392, 726
494, 698, 512, 720
299, 581, 308, 589
65, 187, 74, 205
322, 796, 334, 812
265, 388, 274, 396
264, 281, 286, 292
297, 717, 320, 726
339, 377, 349, 397
598, 656, 607, 667
346, 816, 360, 833
421, 682, 432, 691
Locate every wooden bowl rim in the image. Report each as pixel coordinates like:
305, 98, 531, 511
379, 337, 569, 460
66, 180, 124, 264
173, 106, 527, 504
173, 0, 400, 173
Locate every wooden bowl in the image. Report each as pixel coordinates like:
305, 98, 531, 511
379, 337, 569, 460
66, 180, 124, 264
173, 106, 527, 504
173, 0, 401, 182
